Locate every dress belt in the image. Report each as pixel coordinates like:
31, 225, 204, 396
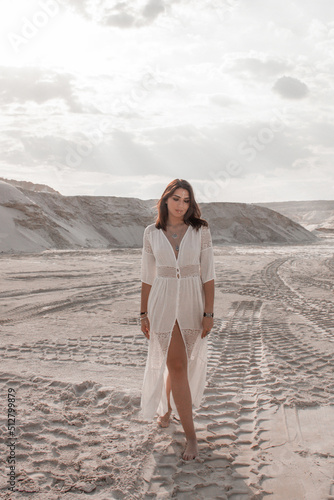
157, 264, 200, 279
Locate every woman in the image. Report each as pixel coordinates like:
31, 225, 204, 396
140, 179, 215, 460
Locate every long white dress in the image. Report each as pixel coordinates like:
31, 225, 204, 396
140, 223, 215, 421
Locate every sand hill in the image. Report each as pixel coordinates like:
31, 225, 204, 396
0, 176, 59, 194
257, 200, 334, 233
0, 180, 317, 253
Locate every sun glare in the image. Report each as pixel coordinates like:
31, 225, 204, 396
0, 1, 111, 74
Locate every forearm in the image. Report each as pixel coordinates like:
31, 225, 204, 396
141, 282, 152, 312
203, 279, 214, 313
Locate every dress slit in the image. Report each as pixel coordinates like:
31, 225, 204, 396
159, 319, 193, 417
167, 320, 188, 360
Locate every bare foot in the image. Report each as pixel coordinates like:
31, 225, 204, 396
157, 409, 172, 428
182, 439, 199, 460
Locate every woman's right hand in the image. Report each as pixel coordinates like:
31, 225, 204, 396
141, 317, 150, 339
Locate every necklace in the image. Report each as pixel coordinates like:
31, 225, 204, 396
170, 231, 180, 250
167, 224, 186, 252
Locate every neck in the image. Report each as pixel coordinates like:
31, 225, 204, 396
167, 215, 185, 227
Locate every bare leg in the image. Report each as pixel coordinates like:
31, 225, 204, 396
166, 371, 172, 408
157, 372, 173, 427
166, 321, 198, 460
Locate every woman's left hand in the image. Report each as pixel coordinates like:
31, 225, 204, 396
201, 316, 214, 338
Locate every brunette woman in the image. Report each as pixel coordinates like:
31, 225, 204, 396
140, 179, 215, 460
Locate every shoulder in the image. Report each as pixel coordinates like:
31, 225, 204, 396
188, 219, 209, 231
200, 224, 213, 248
200, 224, 211, 234
144, 223, 157, 235
187, 223, 210, 235
188, 225, 206, 243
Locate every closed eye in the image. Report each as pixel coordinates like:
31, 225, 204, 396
173, 197, 190, 202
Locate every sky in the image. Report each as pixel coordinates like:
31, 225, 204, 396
0, 0, 333, 203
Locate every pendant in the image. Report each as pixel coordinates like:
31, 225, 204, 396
175, 245, 179, 251
172, 233, 178, 239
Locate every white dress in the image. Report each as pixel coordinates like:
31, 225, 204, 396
140, 223, 215, 421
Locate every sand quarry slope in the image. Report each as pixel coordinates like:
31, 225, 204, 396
0, 243, 333, 499
258, 200, 334, 234
0, 180, 317, 253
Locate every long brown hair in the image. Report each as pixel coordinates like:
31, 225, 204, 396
155, 179, 208, 231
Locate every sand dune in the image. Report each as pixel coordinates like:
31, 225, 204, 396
0, 177, 59, 195
257, 200, 334, 233
0, 180, 316, 253
0, 241, 333, 498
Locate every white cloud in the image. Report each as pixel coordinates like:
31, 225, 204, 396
65, 0, 91, 19
230, 57, 292, 78
273, 76, 309, 100
142, 0, 166, 21
0, 66, 82, 112
103, 11, 136, 28
66, 0, 168, 28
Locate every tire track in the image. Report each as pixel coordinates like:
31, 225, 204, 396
261, 257, 334, 342
0, 330, 147, 368
0, 279, 140, 325
259, 307, 334, 406
0, 249, 141, 324
324, 256, 334, 274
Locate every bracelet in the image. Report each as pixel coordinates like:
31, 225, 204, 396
140, 311, 147, 315
203, 312, 214, 318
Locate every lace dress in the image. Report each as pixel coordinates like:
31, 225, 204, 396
140, 223, 215, 420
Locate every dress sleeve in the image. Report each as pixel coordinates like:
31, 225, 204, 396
200, 225, 215, 284
141, 227, 156, 286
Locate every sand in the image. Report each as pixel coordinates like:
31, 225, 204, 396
0, 241, 333, 499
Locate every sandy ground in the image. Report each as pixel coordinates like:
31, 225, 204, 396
0, 241, 334, 499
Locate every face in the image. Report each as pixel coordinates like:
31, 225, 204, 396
166, 188, 190, 220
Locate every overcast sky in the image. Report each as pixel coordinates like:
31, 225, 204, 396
0, 0, 333, 203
